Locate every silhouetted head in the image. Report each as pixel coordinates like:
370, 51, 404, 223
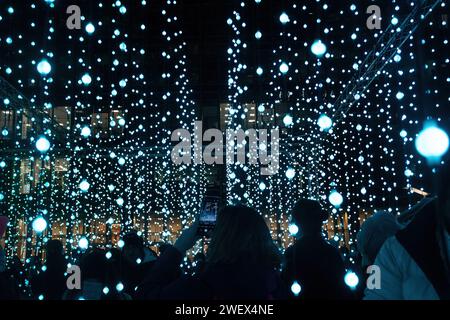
122, 231, 144, 265
291, 199, 328, 235
80, 248, 108, 282
46, 240, 64, 259
207, 205, 281, 269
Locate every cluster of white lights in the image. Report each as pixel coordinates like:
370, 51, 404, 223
0, 0, 447, 281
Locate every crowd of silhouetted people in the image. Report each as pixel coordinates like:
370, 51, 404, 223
0, 165, 449, 300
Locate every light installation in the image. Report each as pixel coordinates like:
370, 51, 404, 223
0, 0, 447, 279
224, 0, 448, 252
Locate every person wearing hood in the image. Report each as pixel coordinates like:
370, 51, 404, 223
357, 211, 402, 270
364, 164, 450, 300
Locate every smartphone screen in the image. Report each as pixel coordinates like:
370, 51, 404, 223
198, 196, 220, 237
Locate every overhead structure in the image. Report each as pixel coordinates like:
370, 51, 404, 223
330, 0, 443, 124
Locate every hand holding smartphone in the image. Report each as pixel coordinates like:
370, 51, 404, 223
197, 196, 220, 238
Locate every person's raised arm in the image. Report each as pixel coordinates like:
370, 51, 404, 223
135, 220, 200, 299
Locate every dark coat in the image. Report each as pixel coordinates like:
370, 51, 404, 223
136, 246, 288, 300
282, 234, 353, 300
0, 272, 20, 300
31, 258, 67, 300
121, 260, 156, 297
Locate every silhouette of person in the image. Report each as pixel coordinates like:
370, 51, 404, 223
282, 199, 352, 299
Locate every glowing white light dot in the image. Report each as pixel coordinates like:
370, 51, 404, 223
279, 13, 290, 24
311, 40, 327, 57
32, 217, 47, 233
400, 130, 407, 138
85, 23, 95, 34
283, 114, 293, 126
285, 168, 295, 179
36, 137, 50, 153
79, 180, 90, 192
291, 281, 301, 296
279, 62, 289, 74
37, 59, 51, 75
256, 67, 263, 75
344, 271, 359, 289
81, 126, 91, 138
78, 237, 89, 250
415, 124, 449, 159
81, 73, 92, 85
116, 282, 124, 292
329, 190, 343, 207
404, 169, 414, 177
317, 115, 333, 131
288, 224, 299, 236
